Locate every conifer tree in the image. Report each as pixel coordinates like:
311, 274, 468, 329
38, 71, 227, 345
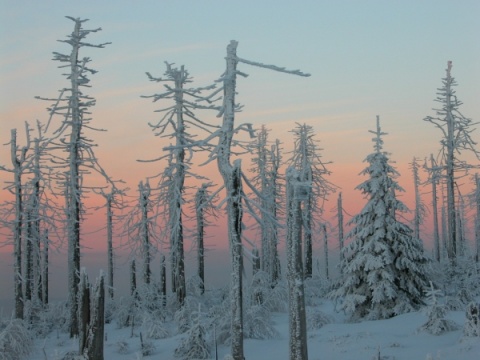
331, 116, 429, 320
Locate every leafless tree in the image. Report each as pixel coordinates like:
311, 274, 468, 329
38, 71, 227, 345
424, 61, 480, 261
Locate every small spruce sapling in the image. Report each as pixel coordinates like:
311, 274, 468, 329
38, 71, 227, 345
419, 281, 459, 335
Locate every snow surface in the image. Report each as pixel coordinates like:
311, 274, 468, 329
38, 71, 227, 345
25, 300, 479, 360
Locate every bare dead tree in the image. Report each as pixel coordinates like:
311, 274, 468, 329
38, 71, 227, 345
286, 167, 308, 360
142, 62, 218, 305
35, 16, 112, 337
424, 154, 443, 261
288, 123, 335, 278
424, 61, 480, 261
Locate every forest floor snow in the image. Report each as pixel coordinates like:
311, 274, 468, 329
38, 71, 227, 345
26, 300, 479, 360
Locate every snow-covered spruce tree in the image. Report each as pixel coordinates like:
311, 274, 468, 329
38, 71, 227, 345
419, 281, 459, 335
174, 305, 210, 359
424, 61, 480, 261
142, 63, 218, 306
286, 167, 308, 360
424, 154, 443, 262
249, 127, 283, 286
288, 123, 335, 278
35, 17, 111, 337
330, 116, 429, 321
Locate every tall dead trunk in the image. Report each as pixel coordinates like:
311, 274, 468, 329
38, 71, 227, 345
286, 167, 308, 360
84, 274, 105, 360
323, 223, 329, 280
429, 155, 441, 262
195, 184, 208, 295
475, 174, 480, 262
11, 128, 27, 319
160, 254, 167, 306
106, 193, 114, 300
42, 229, 49, 304
337, 192, 344, 273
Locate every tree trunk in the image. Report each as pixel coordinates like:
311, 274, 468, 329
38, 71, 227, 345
304, 198, 313, 279
323, 224, 329, 280
79, 270, 91, 355
11, 129, 24, 319
430, 155, 440, 262
107, 194, 114, 300
67, 19, 83, 338
85, 274, 105, 360
217, 41, 244, 360
195, 185, 206, 295
160, 255, 166, 306
42, 229, 49, 304
445, 62, 457, 261
130, 259, 137, 298
338, 192, 344, 273
286, 168, 308, 360
475, 174, 480, 262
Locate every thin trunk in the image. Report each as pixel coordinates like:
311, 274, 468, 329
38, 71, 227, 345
79, 270, 90, 355
68, 19, 82, 338
337, 192, 344, 272
286, 168, 308, 360
130, 259, 137, 298
42, 229, 49, 304
160, 255, 166, 306
25, 211, 33, 302
304, 197, 313, 279
32, 139, 42, 303
11, 129, 24, 319
139, 181, 151, 286
252, 248, 261, 275
107, 194, 114, 300
445, 62, 457, 261
323, 224, 329, 280
195, 185, 207, 295
430, 155, 441, 262
475, 174, 480, 262
441, 203, 448, 261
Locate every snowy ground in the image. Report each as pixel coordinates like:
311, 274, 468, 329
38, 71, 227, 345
25, 300, 479, 360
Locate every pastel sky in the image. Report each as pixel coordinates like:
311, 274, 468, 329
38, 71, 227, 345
1, 1, 479, 305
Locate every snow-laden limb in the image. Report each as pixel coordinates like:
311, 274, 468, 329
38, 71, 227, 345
0, 319, 33, 360
330, 116, 429, 321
